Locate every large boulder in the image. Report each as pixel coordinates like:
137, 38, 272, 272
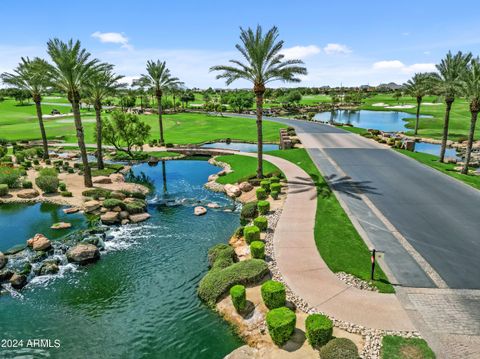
63, 207, 79, 214
110, 174, 125, 183
84, 200, 101, 213
110, 191, 127, 200
27, 234, 52, 251
0, 252, 6, 269
194, 206, 207, 216
100, 211, 119, 224
17, 189, 39, 199
10, 273, 27, 289
93, 176, 112, 184
208, 174, 219, 182
0, 269, 13, 282
224, 184, 242, 198
129, 213, 151, 223
66, 244, 100, 265
239, 182, 253, 192
119, 211, 130, 219
38, 261, 59, 276
50, 222, 72, 230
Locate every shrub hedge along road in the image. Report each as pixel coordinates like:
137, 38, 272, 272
266, 307, 296, 346
261, 280, 286, 309
250, 241, 265, 259
253, 216, 268, 231
305, 313, 333, 348
244, 225, 260, 244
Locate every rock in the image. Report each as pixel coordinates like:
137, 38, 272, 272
239, 182, 253, 192
224, 184, 242, 197
4, 244, 27, 255
10, 273, 27, 289
208, 174, 219, 182
224, 345, 258, 359
217, 170, 227, 177
38, 261, 59, 276
100, 207, 108, 213
119, 211, 129, 219
112, 206, 123, 212
110, 174, 125, 183
50, 222, 72, 230
121, 219, 130, 225
194, 206, 207, 216
84, 200, 101, 213
66, 244, 100, 265
100, 211, 119, 224
93, 176, 112, 184
0, 252, 6, 270
27, 234, 52, 251
110, 191, 126, 200
129, 213, 151, 223
0, 269, 13, 282
207, 203, 221, 209
63, 207, 79, 214
16, 189, 39, 199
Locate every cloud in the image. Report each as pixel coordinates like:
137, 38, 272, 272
91, 31, 131, 49
373, 60, 436, 74
323, 43, 352, 55
281, 45, 321, 60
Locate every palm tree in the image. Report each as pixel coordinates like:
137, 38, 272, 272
47, 38, 100, 187
460, 58, 480, 174
435, 51, 472, 162
210, 25, 307, 178
1, 57, 53, 159
84, 64, 124, 169
403, 73, 436, 135
139, 61, 183, 145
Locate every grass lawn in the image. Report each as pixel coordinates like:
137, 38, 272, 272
214, 154, 281, 184
381, 335, 435, 359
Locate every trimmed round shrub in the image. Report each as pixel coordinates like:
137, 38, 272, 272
318, 338, 358, 359
103, 198, 125, 210
68, 168, 75, 173
39, 167, 58, 177
240, 201, 258, 220
0, 184, 8, 196
271, 190, 279, 200
35, 175, 59, 193
15, 151, 26, 163
256, 187, 267, 200
230, 284, 246, 313
0, 166, 22, 188
45, 159, 51, 165
270, 176, 280, 184
33, 159, 40, 165
257, 200, 270, 215
244, 225, 260, 244
261, 280, 286, 309
58, 182, 67, 191
266, 307, 296, 346
250, 241, 265, 259
260, 180, 270, 191
270, 183, 281, 193
61, 191, 73, 197
22, 180, 33, 189
253, 216, 268, 231
305, 314, 333, 348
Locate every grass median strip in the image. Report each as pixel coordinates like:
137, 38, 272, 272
214, 154, 282, 184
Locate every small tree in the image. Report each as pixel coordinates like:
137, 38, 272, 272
102, 111, 151, 157
229, 92, 254, 113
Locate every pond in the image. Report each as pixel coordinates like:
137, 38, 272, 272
0, 159, 243, 358
414, 142, 462, 160
314, 110, 431, 132
201, 141, 279, 152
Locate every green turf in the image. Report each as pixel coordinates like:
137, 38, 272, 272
148, 151, 182, 158
381, 335, 435, 359
214, 154, 282, 184
270, 149, 394, 293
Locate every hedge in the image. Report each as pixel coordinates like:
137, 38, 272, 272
58, 182, 67, 191
240, 201, 258, 220
253, 216, 268, 231
271, 190, 279, 200
250, 241, 265, 259
319, 338, 358, 359
270, 183, 281, 193
61, 191, 73, 197
82, 188, 112, 199
305, 314, 333, 348
230, 284, 246, 313
257, 200, 270, 215
207, 243, 236, 269
103, 198, 126, 210
198, 259, 269, 306
35, 175, 59, 193
0, 184, 8, 196
244, 225, 260, 244
39, 167, 58, 177
0, 166, 22, 188
22, 180, 32, 189
260, 180, 270, 191
266, 307, 296, 346
270, 176, 280, 184
256, 187, 267, 200
261, 280, 286, 309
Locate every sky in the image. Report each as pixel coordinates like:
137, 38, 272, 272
2, 0, 480, 89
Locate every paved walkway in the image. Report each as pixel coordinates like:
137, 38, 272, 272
240, 152, 415, 331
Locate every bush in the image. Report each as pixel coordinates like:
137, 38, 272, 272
271, 190, 279, 200
234, 226, 244, 238
261, 280, 286, 309
15, 151, 26, 163
82, 188, 112, 199
165, 143, 174, 148
58, 182, 67, 191
33, 159, 39, 165
68, 168, 74, 173
45, 159, 51, 165
207, 243, 236, 270
260, 180, 270, 191
23, 160, 32, 168
230, 284, 247, 312
270, 176, 280, 184
319, 338, 358, 359
0, 166, 22, 188
253, 216, 268, 231
22, 180, 32, 189
53, 160, 63, 166
266, 307, 296, 346
35, 175, 59, 193
270, 183, 281, 193
103, 198, 126, 210
198, 259, 269, 306
250, 241, 265, 259
256, 187, 267, 200
39, 167, 58, 177
257, 200, 270, 215
305, 314, 333, 348
240, 201, 258, 220
244, 225, 260, 244
61, 191, 73, 197
0, 184, 8, 196
125, 201, 146, 214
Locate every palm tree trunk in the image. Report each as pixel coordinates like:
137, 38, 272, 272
157, 95, 165, 145
439, 100, 453, 162
173, 94, 176, 112
94, 104, 104, 170
461, 110, 478, 174
34, 100, 49, 160
255, 92, 264, 178
162, 160, 167, 192
414, 97, 422, 135
72, 100, 93, 187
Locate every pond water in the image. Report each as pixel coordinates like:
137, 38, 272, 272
201, 142, 279, 152
414, 142, 462, 160
314, 110, 431, 132
0, 160, 243, 358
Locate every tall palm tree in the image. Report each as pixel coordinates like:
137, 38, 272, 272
435, 51, 472, 162
84, 64, 124, 170
1, 57, 53, 159
460, 58, 480, 174
403, 72, 436, 135
47, 38, 100, 187
210, 25, 307, 178
139, 61, 183, 145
